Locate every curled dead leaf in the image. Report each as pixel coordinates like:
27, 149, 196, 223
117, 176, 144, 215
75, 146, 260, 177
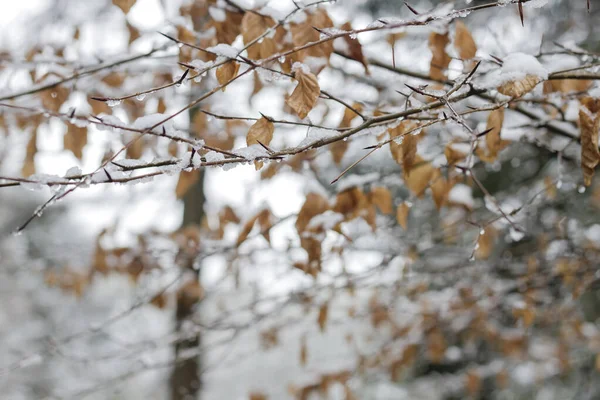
286, 69, 320, 119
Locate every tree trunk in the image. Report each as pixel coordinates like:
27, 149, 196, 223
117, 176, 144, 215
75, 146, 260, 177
170, 109, 206, 400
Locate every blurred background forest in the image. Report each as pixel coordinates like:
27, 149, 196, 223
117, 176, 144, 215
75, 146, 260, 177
2, 0, 600, 399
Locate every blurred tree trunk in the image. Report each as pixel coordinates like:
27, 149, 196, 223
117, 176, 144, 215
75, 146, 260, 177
170, 107, 205, 400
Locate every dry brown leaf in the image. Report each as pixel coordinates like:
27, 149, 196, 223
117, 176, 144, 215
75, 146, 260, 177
428, 31, 451, 80
497, 74, 542, 97
127, 22, 140, 45
125, 137, 145, 159
480, 108, 509, 162
330, 140, 348, 166
579, 97, 600, 186
249, 393, 267, 400
444, 144, 466, 165
396, 202, 410, 230
475, 227, 496, 260
22, 130, 37, 177
388, 121, 417, 165
257, 208, 272, 244
333, 187, 368, 216
454, 21, 477, 60
241, 13, 277, 60
64, 124, 88, 160
150, 293, 168, 309
430, 172, 453, 210
102, 72, 126, 88
286, 69, 320, 119
246, 116, 274, 147
113, 0, 136, 14
317, 303, 329, 332
216, 61, 240, 91
543, 79, 592, 94
237, 215, 258, 247
404, 156, 435, 197
340, 22, 369, 73
40, 86, 69, 112
300, 335, 308, 367
401, 134, 418, 175
207, 11, 242, 45
296, 192, 330, 232
175, 170, 201, 199
369, 186, 393, 214
290, 9, 334, 63
157, 98, 167, 114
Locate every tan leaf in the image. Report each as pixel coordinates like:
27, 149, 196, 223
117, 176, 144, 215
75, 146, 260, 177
330, 140, 348, 166
249, 393, 267, 400
40, 86, 69, 112
465, 370, 482, 396
404, 156, 435, 197
22, 131, 37, 177
241, 13, 277, 60
388, 121, 417, 165
126, 137, 145, 159
475, 227, 496, 260
369, 186, 393, 214
444, 144, 466, 165
497, 74, 542, 97
89, 95, 111, 115
290, 9, 334, 63
340, 22, 369, 73
64, 124, 88, 160
150, 293, 168, 309
401, 134, 418, 175
246, 117, 274, 151
543, 79, 592, 94
339, 103, 363, 128
333, 187, 368, 217
175, 170, 201, 199
300, 335, 308, 367
286, 69, 320, 119
428, 31, 451, 80
480, 108, 508, 162
430, 172, 453, 210
579, 97, 600, 186
296, 192, 330, 232
113, 0, 136, 14
127, 22, 140, 45
216, 61, 240, 91
207, 11, 242, 45
257, 208, 272, 244
317, 303, 328, 332
396, 202, 410, 230
102, 72, 126, 88
454, 21, 477, 60
157, 98, 167, 114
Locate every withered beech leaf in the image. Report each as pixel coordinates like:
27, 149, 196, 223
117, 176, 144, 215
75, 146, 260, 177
296, 192, 330, 232
241, 13, 277, 61
444, 144, 466, 166
404, 156, 435, 197
475, 227, 496, 260
22, 131, 37, 177
64, 124, 88, 160
454, 21, 477, 60
483, 108, 508, 162
317, 303, 329, 332
497, 75, 542, 98
396, 202, 410, 230
428, 31, 451, 80
113, 0, 136, 14
216, 61, 240, 90
176, 170, 201, 199
579, 97, 600, 186
246, 116, 274, 148
286, 69, 320, 119
290, 9, 334, 62
340, 22, 369, 73
401, 133, 418, 176
430, 172, 453, 210
369, 186, 393, 214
